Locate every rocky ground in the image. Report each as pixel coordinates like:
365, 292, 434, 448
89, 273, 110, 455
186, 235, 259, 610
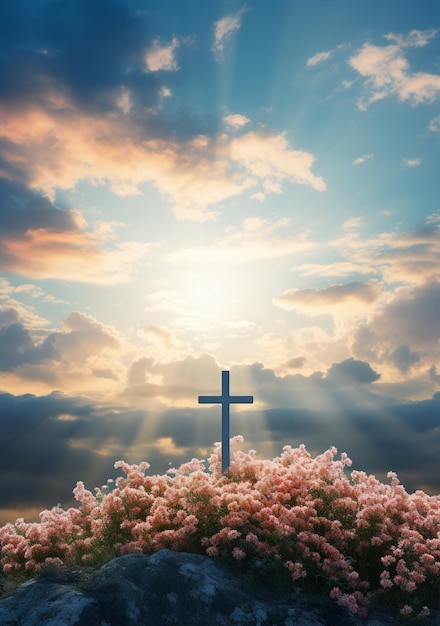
0, 550, 439, 625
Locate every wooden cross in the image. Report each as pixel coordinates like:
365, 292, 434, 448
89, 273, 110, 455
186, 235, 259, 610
198, 370, 253, 473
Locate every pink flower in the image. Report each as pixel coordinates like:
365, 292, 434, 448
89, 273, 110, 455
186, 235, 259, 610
1, 437, 439, 622
232, 547, 246, 560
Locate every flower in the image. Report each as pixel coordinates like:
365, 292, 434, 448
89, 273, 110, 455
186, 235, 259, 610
1, 437, 439, 621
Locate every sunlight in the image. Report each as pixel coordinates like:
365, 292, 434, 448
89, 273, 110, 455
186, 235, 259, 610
184, 271, 234, 316
190, 278, 222, 312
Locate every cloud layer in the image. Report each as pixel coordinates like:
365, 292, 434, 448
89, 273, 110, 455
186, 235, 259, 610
1, 385, 439, 525
0, 1, 325, 225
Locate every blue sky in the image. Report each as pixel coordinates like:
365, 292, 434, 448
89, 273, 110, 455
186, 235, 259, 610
0, 0, 439, 524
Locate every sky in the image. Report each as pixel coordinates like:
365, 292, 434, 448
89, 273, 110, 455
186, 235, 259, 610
0, 0, 440, 525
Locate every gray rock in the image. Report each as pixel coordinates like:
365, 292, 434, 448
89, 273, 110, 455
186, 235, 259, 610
0, 550, 436, 625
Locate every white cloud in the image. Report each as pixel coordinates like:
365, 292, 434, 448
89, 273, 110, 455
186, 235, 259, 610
385, 29, 438, 48
429, 114, 440, 131
146, 37, 179, 72
223, 113, 250, 128
352, 153, 374, 165
296, 261, 374, 277
229, 130, 326, 192
402, 157, 421, 167
212, 8, 247, 59
306, 50, 332, 67
343, 217, 364, 230
349, 29, 440, 110
166, 217, 316, 265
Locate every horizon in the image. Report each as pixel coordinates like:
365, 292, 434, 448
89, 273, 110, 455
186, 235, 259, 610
0, 0, 439, 525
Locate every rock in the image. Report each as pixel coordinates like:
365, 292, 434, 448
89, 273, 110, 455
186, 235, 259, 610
0, 549, 432, 625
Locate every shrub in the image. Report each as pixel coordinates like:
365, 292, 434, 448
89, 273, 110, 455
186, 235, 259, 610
1, 436, 439, 620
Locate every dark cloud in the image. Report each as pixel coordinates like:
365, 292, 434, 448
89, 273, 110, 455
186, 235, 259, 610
0, 392, 212, 524
274, 280, 380, 310
0, 392, 145, 515
391, 344, 420, 373
430, 365, 440, 383
0, 0, 159, 111
0, 178, 76, 235
232, 360, 382, 413
1, 390, 439, 526
0, 308, 118, 373
407, 214, 440, 241
0, 0, 227, 161
354, 282, 440, 368
384, 282, 440, 345
0, 309, 56, 370
325, 358, 381, 386
284, 357, 306, 370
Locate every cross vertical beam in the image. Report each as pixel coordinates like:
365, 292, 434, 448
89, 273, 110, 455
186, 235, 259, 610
198, 370, 253, 473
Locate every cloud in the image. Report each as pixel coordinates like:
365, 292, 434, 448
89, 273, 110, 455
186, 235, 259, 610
0, 0, 159, 111
0, 100, 324, 223
0, 179, 153, 283
52, 312, 120, 360
390, 344, 420, 373
306, 50, 332, 67
273, 281, 380, 315
0, 309, 53, 371
166, 217, 315, 264
138, 325, 185, 360
270, 214, 439, 386
0, 1, 325, 223
229, 130, 326, 193
328, 212, 440, 286
429, 365, 440, 383
291, 215, 439, 382
284, 357, 306, 370
212, 8, 247, 59
352, 153, 374, 165
141, 325, 178, 349
146, 37, 179, 72
123, 354, 223, 407
0, 391, 153, 522
0, 309, 120, 372
325, 358, 380, 386
349, 29, 440, 110
0, 307, 127, 398
353, 282, 440, 374
0, 178, 75, 234
296, 262, 374, 277
385, 29, 438, 48
2, 363, 440, 523
402, 157, 421, 167
429, 114, 440, 131
223, 113, 250, 128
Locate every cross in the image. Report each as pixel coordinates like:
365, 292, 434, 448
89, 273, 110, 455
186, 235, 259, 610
198, 370, 253, 473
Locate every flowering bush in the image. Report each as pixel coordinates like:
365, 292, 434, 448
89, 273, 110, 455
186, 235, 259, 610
1, 436, 439, 621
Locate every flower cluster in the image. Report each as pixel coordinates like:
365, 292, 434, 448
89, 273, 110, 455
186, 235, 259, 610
1, 437, 439, 621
